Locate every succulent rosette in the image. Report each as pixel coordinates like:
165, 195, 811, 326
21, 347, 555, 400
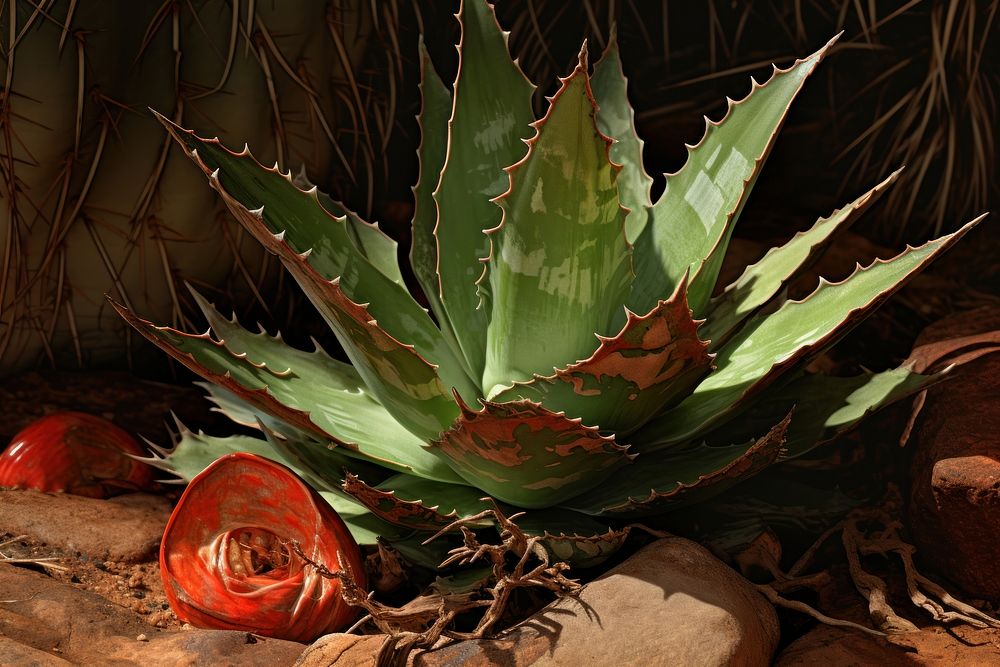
160, 453, 364, 641
120, 0, 984, 616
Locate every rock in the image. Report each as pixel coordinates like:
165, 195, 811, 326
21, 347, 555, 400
907, 308, 1000, 600
0, 564, 304, 666
294, 634, 385, 666
0, 490, 171, 563
414, 537, 779, 667
775, 624, 1000, 665
0, 636, 74, 666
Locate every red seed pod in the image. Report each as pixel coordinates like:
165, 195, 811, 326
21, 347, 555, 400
160, 453, 365, 641
0, 412, 153, 498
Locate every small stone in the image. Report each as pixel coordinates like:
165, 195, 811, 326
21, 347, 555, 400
136, 634, 148, 642
414, 537, 779, 667
0, 490, 170, 563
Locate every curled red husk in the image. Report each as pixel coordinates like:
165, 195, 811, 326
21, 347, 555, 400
160, 452, 365, 641
0, 412, 153, 498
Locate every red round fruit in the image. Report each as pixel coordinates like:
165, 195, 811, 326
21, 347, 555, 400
160, 453, 365, 641
0, 412, 153, 498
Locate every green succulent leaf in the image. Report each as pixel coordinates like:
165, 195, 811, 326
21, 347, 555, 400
666, 470, 864, 558
702, 169, 902, 346
431, 396, 634, 508
293, 170, 405, 288
517, 509, 631, 568
341, 472, 492, 532
630, 36, 838, 316
410, 39, 461, 358
483, 46, 633, 396
636, 215, 984, 448
318, 491, 413, 547
564, 414, 790, 517
196, 382, 390, 485
592, 28, 654, 243
712, 364, 945, 459
433, 0, 536, 379
197, 381, 311, 441
538, 530, 631, 569
492, 275, 712, 433
112, 300, 462, 483
152, 113, 476, 440
140, 425, 405, 546
141, 426, 285, 484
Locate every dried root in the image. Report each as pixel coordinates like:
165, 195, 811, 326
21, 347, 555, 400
748, 485, 1000, 636
841, 488, 1000, 631
292, 499, 581, 667
423, 498, 581, 639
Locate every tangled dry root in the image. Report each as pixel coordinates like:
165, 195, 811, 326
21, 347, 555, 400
293, 499, 581, 667
749, 485, 1000, 636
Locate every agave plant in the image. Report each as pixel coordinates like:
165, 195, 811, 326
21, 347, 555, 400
117, 0, 983, 574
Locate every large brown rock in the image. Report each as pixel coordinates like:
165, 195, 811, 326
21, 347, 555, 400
907, 308, 1000, 601
0, 490, 170, 563
415, 537, 779, 667
0, 565, 304, 666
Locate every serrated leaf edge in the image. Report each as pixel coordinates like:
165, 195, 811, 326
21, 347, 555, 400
151, 111, 448, 381
490, 272, 714, 412
676, 34, 841, 302
476, 41, 633, 305
342, 471, 492, 530
600, 412, 791, 514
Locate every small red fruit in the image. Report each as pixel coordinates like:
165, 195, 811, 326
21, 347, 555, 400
0, 412, 153, 498
160, 453, 365, 641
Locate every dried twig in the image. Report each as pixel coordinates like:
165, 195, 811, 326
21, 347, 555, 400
756, 582, 886, 637
292, 500, 581, 667
764, 485, 1000, 636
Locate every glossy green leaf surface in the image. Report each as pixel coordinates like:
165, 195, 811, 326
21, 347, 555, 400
142, 428, 287, 484
483, 48, 632, 396
433, 0, 536, 379
294, 170, 405, 288
702, 169, 901, 346
630, 36, 837, 316
636, 215, 983, 448
319, 491, 412, 546
141, 426, 404, 546
154, 114, 476, 439
592, 30, 653, 243
564, 414, 789, 517
409, 40, 461, 357
712, 364, 943, 459
432, 396, 633, 508
196, 383, 390, 484
492, 277, 712, 433
113, 299, 462, 483
197, 381, 312, 441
